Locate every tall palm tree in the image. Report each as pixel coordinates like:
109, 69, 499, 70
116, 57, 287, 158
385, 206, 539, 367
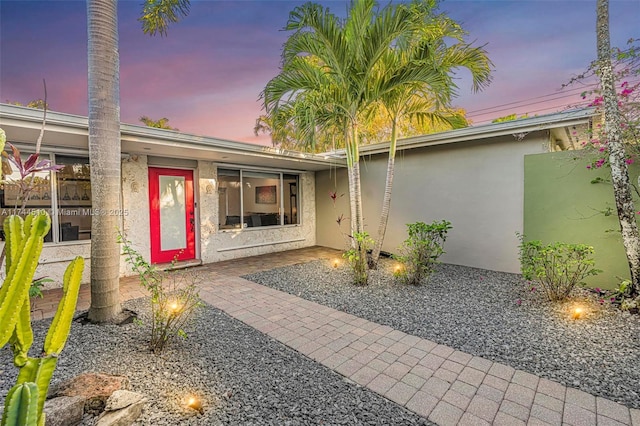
596, 0, 640, 297
369, 2, 492, 267
86, 0, 189, 323
263, 0, 447, 283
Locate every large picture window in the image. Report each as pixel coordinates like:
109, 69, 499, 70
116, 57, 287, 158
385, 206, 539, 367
218, 168, 299, 230
0, 151, 91, 243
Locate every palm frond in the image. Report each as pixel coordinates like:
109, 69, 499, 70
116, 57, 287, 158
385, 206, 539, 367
139, 0, 190, 36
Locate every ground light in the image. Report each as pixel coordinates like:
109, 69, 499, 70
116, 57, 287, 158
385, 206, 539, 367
186, 395, 203, 413
572, 306, 584, 320
168, 301, 181, 315
332, 259, 340, 268
394, 264, 403, 274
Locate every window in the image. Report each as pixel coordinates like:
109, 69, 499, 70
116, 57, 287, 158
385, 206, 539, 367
55, 156, 92, 242
218, 168, 299, 229
0, 151, 91, 243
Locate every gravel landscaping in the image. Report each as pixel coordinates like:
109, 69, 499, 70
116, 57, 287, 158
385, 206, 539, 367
244, 258, 640, 410
0, 297, 432, 425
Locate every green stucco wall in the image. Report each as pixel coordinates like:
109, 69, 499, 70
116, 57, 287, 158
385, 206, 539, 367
524, 151, 640, 289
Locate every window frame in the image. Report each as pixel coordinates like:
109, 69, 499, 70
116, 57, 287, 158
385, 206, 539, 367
218, 166, 300, 231
1, 145, 92, 245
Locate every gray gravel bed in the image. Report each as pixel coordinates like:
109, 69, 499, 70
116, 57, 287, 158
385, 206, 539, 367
244, 259, 640, 409
0, 298, 432, 425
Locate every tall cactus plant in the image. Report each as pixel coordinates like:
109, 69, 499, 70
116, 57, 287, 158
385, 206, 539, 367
0, 209, 85, 426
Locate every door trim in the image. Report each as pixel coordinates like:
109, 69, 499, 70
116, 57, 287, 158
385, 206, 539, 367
148, 167, 196, 264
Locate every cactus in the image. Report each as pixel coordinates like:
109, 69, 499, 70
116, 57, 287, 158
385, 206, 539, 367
1, 383, 39, 426
0, 212, 49, 347
1, 212, 85, 426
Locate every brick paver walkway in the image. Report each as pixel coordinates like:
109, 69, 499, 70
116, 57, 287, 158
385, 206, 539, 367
32, 246, 640, 425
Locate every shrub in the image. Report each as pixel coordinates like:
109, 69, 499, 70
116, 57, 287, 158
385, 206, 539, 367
393, 220, 452, 285
343, 232, 374, 286
518, 238, 601, 302
119, 235, 203, 354
609, 279, 640, 313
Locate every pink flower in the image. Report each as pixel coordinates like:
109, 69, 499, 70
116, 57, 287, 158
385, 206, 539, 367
516, 299, 522, 306
594, 287, 601, 293
621, 88, 634, 97
589, 96, 604, 107
599, 299, 604, 305
626, 158, 634, 165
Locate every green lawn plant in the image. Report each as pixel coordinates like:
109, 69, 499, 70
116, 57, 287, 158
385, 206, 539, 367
343, 232, 374, 286
0, 211, 84, 426
118, 234, 202, 354
394, 220, 452, 285
518, 238, 601, 302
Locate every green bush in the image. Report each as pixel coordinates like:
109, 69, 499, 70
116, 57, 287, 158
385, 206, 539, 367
119, 235, 203, 354
518, 238, 601, 302
393, 220, 452, 285
343, 232, 373, 286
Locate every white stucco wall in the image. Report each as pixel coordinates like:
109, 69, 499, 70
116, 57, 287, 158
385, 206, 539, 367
198, 160, 219, 263
35, 242, 92, 290
316, 131, 550, 273
119, 154, 151, 275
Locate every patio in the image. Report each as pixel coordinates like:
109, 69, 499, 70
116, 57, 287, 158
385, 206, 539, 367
26, 246, 640, 425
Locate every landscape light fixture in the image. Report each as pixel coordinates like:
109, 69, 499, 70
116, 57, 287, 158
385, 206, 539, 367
186, 395, 203, 413
168, 301, 181, 315
572, 306, 584, 320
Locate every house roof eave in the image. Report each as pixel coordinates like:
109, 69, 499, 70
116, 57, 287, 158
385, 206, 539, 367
322, 108, 597, 158
0, 104, 346, 171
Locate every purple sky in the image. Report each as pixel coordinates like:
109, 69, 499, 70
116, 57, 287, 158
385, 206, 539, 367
1, 0, 637, 145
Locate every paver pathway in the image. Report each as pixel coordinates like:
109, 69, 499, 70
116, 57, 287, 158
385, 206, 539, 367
32, 246, 640, 425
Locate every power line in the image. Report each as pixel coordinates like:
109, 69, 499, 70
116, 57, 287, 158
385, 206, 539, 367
464, 78, 640, 121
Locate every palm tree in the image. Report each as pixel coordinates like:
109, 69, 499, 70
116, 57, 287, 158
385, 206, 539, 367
263, 0, 447, 283
369, 2, 492, 267
86, 0, 190, 323
596, 0, 640, 297
139, 115, 179, 130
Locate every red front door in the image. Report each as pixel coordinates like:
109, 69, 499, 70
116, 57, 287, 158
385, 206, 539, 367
149, 167, 196, 263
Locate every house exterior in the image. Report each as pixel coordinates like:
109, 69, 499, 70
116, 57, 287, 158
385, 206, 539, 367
315, 109, 596, 275
0, 103, 343, 287
2, 104, 605, 289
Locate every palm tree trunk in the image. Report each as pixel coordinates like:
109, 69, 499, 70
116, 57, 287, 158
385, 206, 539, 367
87, 0, 123, 322
352, 127, 364, 237
370, 119, 398, 268
597, 0, 640, 297
345, 124, 365, 243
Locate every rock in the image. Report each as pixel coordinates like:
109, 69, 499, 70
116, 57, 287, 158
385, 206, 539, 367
95, 391, 147, 426
44, 396, 85, 426
104, 390, 146, 411
49, 373, 129, 415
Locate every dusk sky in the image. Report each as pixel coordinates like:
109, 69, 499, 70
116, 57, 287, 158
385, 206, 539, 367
1, 0, 638, 145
